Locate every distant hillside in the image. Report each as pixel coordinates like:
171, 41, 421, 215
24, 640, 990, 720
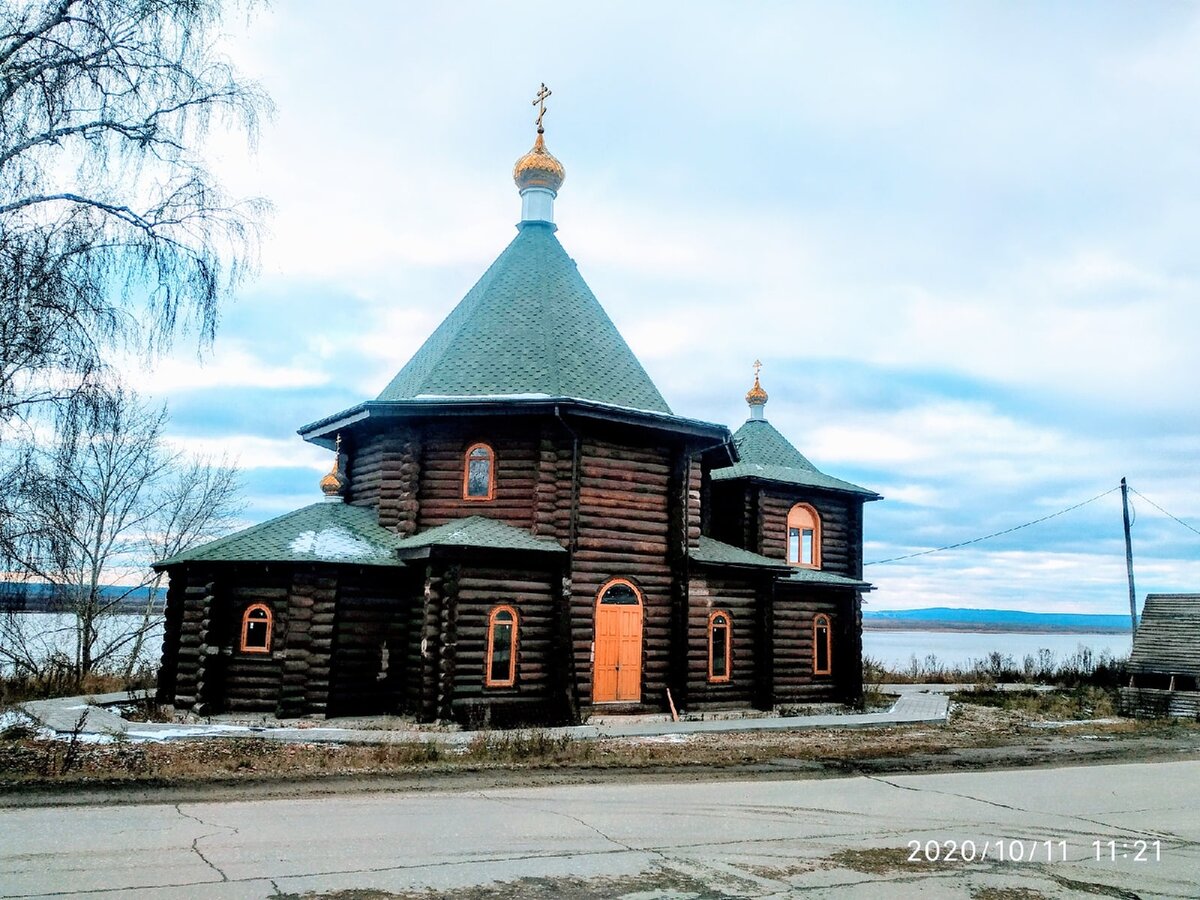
0, 581, 164, 614
864, 606, 1132, 633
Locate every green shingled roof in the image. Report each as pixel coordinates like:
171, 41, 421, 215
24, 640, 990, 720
781, 567, 873, 589
692, 536, 790, 570
711, 419, 879, 498
153, 502, 405, 568
376, 222, 671, 415
393, 516, 567, 556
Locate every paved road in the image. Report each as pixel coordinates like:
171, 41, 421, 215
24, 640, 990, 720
2, 761, 1197, 898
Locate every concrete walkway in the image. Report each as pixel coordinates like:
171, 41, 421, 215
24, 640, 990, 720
19, 684, 960, 746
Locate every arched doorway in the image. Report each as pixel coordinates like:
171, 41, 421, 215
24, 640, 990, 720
593, 579, 643, 703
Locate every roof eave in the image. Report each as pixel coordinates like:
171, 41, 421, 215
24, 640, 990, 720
711, 470, 882, 500
299, 397, 730, 447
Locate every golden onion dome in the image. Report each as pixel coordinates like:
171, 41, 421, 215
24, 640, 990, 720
745, 374, 768, 407
320, 438, 345, 498
513, 130, 565, 193
746, 360, 769, 407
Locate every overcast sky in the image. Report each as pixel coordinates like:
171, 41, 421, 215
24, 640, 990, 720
125, 2, 1200, 614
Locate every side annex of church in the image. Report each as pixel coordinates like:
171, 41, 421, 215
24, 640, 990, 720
155, 101, 880, 726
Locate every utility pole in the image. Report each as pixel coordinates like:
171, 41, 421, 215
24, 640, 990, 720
1121, 477, 1138, 637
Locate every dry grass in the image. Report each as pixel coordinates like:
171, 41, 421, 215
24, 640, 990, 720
949, 686, 1117, 719
2, 694, 1195, 789
829, 846, 949, 874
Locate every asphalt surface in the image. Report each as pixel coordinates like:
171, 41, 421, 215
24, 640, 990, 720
1, 759, 1196, 898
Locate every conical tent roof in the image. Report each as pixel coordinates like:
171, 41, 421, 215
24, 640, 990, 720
376, 223, 671, 415
712, 418, 880, 498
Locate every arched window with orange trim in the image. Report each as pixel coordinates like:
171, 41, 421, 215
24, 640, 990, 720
708, 611, 732, 683
463, 443, 495, 500
813, 613, 832, 675
241, 604, 273, 654
485, 605, 518, 687
787, 503, 821, 568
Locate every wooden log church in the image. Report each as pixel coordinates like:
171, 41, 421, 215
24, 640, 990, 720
154, 95, 881, 726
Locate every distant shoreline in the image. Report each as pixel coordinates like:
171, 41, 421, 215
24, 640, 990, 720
864, 621, 1130, 635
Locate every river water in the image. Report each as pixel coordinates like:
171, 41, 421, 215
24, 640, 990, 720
863, 629, 1132, 672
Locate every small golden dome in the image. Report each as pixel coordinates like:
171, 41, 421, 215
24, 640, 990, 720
746, 375, 768, 407
513, 131, 565, 193
746, 359, 768, 407
320, 437, 345, 498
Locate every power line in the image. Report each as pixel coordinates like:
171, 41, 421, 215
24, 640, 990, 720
1129, 487, 1200, 539
864, 484, 1122, 566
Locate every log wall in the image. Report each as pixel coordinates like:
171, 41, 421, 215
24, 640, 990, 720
771, 585, 859, 704
571, 432, 674, 710
449, 563, 559, 725
348, 428, 422, 536
170, 570, 213, 711
1119, 687, 1200, 719
327, 569, 409, 716
417, 424, 540, 531
218, 576, 287, 713
685, 571, 761, 709
759, 489, 861, 577
156, 575, 185, 703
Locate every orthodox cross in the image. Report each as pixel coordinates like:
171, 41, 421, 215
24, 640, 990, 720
533, 83, 552, 131
753, 359, 763, 379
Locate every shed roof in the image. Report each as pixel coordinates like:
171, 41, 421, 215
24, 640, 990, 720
710, 419, 879, 498
375, 222, 671, 415
392, 515, 566, 557
692, 536, 790, 570
153, 502, 405, 569
780, 567, 873, 590
1129, 593, 1200, 677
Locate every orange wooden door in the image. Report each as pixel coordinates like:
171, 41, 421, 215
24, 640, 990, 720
593, 600, 643, 703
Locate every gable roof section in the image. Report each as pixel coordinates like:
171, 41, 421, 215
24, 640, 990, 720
154, 502, 404, 569
1130, 593, 1200, 677
711, 419, 879, 498
376, 222, 671, 415
392, 515, 566, 558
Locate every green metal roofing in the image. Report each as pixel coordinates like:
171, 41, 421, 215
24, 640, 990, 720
375, 222, 672, 415
711, 419, 879, 498
692, 535, 790, 570
392, 515, 567, 556
781, 567, 873, 590
154, 502, 405, 569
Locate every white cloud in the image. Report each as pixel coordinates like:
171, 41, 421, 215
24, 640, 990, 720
120, 344, 330, 394
164, 435, 328, 472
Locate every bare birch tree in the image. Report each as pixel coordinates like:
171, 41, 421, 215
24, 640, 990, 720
0, 387, 241, 683
0, 0, 269, 424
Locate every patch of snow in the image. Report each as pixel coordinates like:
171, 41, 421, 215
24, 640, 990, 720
35, 730, 114, 744
630, 733, 691, 744
1029, 717, 1123, 729
123, 723, 257, 741
0, 709, 35, 732
289, 526, 379, 560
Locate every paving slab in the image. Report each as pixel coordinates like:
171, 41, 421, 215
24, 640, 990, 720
22, 686, 949, 745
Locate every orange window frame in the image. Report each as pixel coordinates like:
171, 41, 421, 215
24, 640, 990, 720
240, 603, 273, 654
813, 613, 832, 675
485, 605, 518, 687
707, 610, 732, 683
787, 502, 821, 568
462, 442, 496, 501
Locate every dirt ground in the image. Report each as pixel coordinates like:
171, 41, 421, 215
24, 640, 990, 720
3, 697, 1199, 808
